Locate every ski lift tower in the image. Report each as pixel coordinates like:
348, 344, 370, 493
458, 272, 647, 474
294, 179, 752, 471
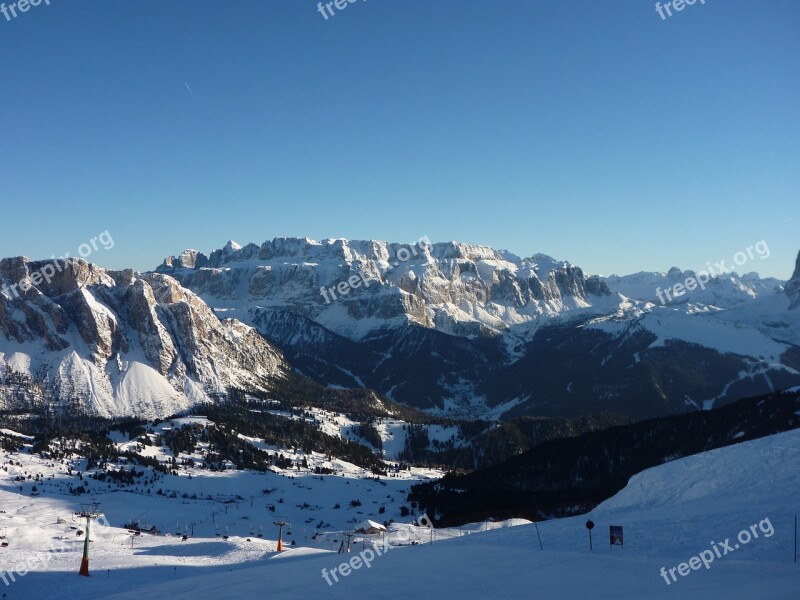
273, 517, 290, 552
77, 502, 103, 576
343, 531, 356, 553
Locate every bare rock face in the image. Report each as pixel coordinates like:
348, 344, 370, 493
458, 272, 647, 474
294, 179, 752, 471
0, 258, 287, 418
158, 238, 612, 340
786, 251, 800, 310
123, 278, 177, 375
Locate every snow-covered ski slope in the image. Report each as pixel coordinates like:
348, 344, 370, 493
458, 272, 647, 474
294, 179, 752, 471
2, 427, 799, 599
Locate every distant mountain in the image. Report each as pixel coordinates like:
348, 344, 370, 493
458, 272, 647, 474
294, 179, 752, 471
0, 257, 287, 418
602, 267, 783, 308
159, 239, 800, 420
2, 240, 798, 423
157, 237, 616, 340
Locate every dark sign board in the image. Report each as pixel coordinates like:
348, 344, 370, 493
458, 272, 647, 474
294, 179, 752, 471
610, 525, 623, 547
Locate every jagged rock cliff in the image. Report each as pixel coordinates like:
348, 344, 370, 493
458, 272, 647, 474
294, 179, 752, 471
0, 257, 286, 418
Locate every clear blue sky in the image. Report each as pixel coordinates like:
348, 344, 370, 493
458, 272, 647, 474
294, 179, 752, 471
1, 0, 797, 278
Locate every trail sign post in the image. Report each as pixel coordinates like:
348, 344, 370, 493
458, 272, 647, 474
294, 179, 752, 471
585, 519, 594, 551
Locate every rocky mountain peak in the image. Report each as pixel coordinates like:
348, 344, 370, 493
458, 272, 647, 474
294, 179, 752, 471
786, 250, 800, 310
0, 258, 286, 418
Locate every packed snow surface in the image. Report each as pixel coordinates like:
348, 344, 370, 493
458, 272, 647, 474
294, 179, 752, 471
1, 426, 798, 599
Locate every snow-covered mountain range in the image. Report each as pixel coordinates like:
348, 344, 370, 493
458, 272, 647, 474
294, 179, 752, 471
158, 238, 800, 419
2, 238, 799, 421
157, 238, 616, 340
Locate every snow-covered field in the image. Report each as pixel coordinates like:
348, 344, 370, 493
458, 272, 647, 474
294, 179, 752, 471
2, 427, 799, 599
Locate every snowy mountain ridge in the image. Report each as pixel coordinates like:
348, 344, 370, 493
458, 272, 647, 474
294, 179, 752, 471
159, 237, 800, 346
157, 237, 616, 341
1, 239, 799, 422
602, 267, 784, 309
156, 238, 800, 418
0, 257, 287, 418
